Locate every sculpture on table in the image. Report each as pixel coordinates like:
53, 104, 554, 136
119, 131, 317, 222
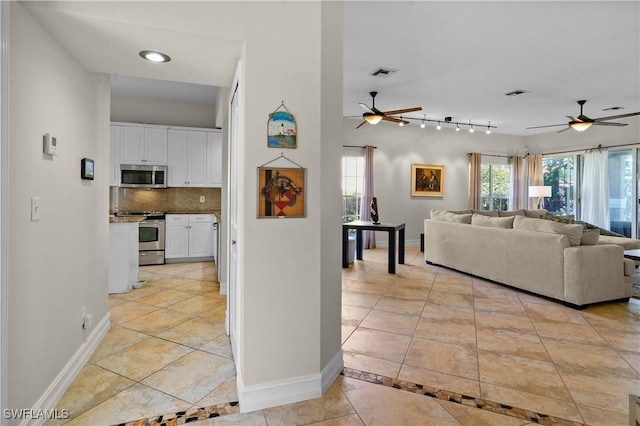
370, 197, 380, 224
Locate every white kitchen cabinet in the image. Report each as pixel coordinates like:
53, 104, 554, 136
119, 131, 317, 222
167, 130, 208, 187
119, 124, 167, 165
109, 125, 120, 186
165, 214, 216, 261
207, 130, 223, 187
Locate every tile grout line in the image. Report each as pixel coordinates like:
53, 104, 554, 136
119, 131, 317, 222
341, 366, 585, 426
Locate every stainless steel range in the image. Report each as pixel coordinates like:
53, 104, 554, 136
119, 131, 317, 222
115, 212, 166, 265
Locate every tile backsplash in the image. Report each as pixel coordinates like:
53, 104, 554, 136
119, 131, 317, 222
110, 187, 221, 214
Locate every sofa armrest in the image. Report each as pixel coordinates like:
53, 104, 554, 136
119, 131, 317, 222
564, 244, 629, 306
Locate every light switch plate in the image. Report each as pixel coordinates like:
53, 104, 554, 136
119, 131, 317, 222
199, 195, 205, 203
31, 197, 40, 221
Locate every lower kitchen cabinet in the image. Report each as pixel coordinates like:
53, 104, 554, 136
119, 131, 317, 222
165, 214, 217, 261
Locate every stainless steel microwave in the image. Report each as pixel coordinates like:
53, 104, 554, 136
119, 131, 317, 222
120, 164, 167, 188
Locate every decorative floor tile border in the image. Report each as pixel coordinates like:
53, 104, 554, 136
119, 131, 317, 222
342, 367, 585, 426
118, 401, 239, 426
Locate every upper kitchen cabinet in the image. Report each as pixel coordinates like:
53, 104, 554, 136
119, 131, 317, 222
109, 125, 120, 186
167, 129, 208, 187
207, 130, 222, 188
119, 124, 168, 165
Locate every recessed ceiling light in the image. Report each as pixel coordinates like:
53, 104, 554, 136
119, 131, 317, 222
139, 50, 171, 63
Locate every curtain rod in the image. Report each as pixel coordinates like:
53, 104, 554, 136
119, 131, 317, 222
343, 145, 377, 149
543, 142, 640, 156
467, 152, 512, 158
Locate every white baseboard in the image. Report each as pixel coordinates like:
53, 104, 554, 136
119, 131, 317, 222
321, 349, 343, 394
21, 314, 110, 426
238, 349, 343, 413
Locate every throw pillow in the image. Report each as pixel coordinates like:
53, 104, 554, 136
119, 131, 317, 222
513, 215, 583, 246
471, 209, 500, 217
471, 213, 515, 228
430, 209, 472, 224
498, 209, 525, 217
541, 214, 575, 224
580, 228, 600, 245
523, 209, 548, 218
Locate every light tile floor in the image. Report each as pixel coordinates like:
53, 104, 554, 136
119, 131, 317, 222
50, 247, 640, 425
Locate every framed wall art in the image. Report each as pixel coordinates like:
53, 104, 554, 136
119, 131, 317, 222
267, 102, 297, 149
258, 166, 306, 218
411, 164, 445, 197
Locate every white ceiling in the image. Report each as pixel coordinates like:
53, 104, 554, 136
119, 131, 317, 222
21, 1, 640, 136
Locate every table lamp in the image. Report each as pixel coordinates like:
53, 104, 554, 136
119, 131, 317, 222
528, 186, 552, 209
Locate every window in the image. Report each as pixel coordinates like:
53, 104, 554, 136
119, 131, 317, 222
481, 163, 511, 210
342, 155, 364, 223
608, 150, 632, 237
542, 156, 576, 214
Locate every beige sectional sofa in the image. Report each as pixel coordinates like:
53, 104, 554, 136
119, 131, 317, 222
424, 209, 637, 307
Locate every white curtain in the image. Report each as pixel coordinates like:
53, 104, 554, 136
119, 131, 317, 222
581, 150, 609, 229
510, 156, 527, 209
359, 145, 376, 249
526, 154, 543, 210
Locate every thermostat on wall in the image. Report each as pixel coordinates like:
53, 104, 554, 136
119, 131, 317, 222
43, 133, 57, 155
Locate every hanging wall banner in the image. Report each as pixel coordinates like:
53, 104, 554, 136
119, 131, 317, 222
268, 102, 297, 149
258, 167, 306, 218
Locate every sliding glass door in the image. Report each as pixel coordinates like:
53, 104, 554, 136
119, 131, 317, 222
609, 150, 633, 237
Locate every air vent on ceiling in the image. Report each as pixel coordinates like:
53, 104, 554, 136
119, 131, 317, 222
371, 67, 398, 78
504, 89, 530, 97
602, 106, 624, 111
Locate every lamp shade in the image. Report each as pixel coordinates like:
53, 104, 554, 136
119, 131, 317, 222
570, 121, 593, 132
528, 185, 552, 197
364, 115, 383, 125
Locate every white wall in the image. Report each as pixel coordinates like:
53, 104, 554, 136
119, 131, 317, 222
110, 95, 217, 128
8, 2, 110, 411
232, 1, 343, 409
343, 118, 528, 243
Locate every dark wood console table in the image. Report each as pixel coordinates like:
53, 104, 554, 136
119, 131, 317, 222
342, 221, 405, 274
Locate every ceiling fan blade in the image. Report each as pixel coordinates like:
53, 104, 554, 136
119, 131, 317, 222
567, 116, 582, 122
355, 120, 368, 129
526, 124, 566, 129
593, 111, 640, 121
382, 107, 422, 116
592, 121, 627, 127
359, 103, 374, 114
381, 116, 409, 125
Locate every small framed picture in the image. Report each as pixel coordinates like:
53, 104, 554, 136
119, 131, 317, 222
81, 158, 94, 180
411, 164, 444, 197
257, 167, 306, 218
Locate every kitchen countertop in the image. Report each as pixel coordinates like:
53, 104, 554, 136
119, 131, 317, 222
109, 216, 147, 224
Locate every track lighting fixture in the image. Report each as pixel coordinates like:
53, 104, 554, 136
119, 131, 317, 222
469, 120, 474, 133
398, 116, 404, 126
456, 123, 460, 131
420, 115, 426, 128
436, 121, 441, 130
486, 122, 491, 134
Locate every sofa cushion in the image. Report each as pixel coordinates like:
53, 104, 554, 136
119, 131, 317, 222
430, 209, 472, 224
598, 235, 640, 250
472, 209, 499, 217
523, 209, 548, 218
471, 213, 515, 228
624, 258, 635, 277
498, 209, 525, 217
513, 215, 583, 246
580, 229, 600, 245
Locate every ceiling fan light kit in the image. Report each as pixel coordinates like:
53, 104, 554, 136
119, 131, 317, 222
527, 100, 639, 133
355, 92, 496, 133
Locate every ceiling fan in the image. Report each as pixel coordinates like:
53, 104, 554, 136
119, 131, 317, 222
527, 100, 640, 132
356, 91, 422, 129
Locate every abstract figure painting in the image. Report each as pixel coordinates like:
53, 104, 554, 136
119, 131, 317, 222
258, 167, 306, 218
411, 164, 445, 197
